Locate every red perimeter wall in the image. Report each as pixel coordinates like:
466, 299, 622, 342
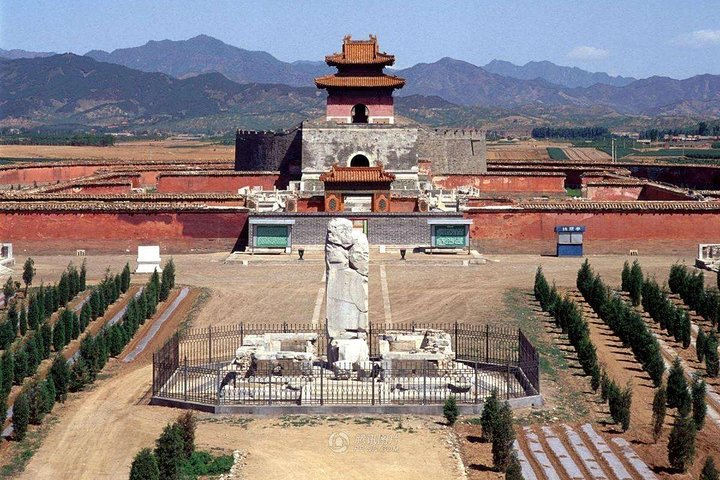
157, 174, 282, 193
0, 211, 248, 253
0, 165, 102, 185
466, 209, 720, 255
434, 175, 566, 193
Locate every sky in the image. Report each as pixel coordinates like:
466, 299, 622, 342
1, 0, 719, 79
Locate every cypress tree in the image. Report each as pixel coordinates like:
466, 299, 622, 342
67, 266, 78, 298
52, 320, 65, 353
44, 378, 55, 414
481, 388, 500, 442
491, 401, 515, 471
27, 381, 47, 425
36, 285, 45, 322
12, 392, 30, 441
130, 448, 160, 480
692, 376, 707, 430
0, 321, 15, 350
13, 348, 28, 385
667, 357, 690, 410
80, 260, 87, 291
505, 453, 523, 480
80, 302, 91, 331
667, 412, 696, 472
51, 285, 59, 311
680, 312, 691, 349
25, 334, 41, 375
706, 331, 719, 378
121, 263, 131, 293
621, 260, 631, 292
155, 423, 185, 480
71, 312, 80, 340
22, 257, 35, 295
114, 275, 122, 301
44, 288, 53, 318
1, 352, 14, 395
49, 355, 70, 402
40, 322, 52, 358
652, 385, 667, 443
27, 296, 39, 330
697, 328, 707, 362
701, 457, 719, 480
7, 302, 18, 336
58, 272, 69, 307
19, 303, 27, 336
628, 260, 643, 306
175, 411, 196, 459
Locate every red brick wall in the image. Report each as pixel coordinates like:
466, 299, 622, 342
466, 209, 720, 255
585, 185, 643, 200
390, 197, 417, 212
156, 174, 282, 193
0, 165, 102, 185
640, 185, 692, 201
326, 92, 394, 119
0, 211, 248, 253
434, 174, 566, 193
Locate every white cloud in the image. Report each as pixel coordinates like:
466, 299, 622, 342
566, 46, 610, 61
672, 29, 720, 47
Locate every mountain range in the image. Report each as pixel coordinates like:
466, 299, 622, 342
1, 35, 719, 131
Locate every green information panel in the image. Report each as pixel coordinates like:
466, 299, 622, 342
433, 225, 467, 247
255, 225, 289, 248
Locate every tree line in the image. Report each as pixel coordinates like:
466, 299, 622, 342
12, 262, 176, 441
0, 133, 115, 146
535, 267, 632, 431
531, 126, 610, 140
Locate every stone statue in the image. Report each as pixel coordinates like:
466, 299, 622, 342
325, 218, 369, 363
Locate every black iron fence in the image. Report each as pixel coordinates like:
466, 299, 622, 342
152, 322, 540, 407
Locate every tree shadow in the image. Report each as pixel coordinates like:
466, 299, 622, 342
468, 463, 497, 472
466, 435, 484, 444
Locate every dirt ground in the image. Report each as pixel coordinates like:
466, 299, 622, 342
0, 252, 708, 479
0, 139, 234, 162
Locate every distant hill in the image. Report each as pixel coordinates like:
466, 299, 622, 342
0, 53, 323, 127
483, 59, 636, 88
0, 48, 57, 60
85, 34, 332, 86
1, 53, 719, 131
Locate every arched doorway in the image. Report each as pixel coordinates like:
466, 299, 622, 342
350, 154, 370, 167
351, 104, 369, 124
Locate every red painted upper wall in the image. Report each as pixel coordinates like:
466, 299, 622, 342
156, 173, 282, 193
433, 174, 566, 193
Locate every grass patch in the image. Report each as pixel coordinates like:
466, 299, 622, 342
353, 416, 390, 426
565, 187, 582, 197
180, 450, 233, 479
546, 147, 568, 160
198, 416, 253, 429
0, 415, 59, 478
276, 415, 321, 428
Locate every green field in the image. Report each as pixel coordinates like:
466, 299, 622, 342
546, 147, 569, 160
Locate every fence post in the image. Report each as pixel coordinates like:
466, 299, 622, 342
474, 361, 479, 404
423, 360, 427, 405
268, 362, 272, 406
320, 363, 324, 406
208, 325, 213, 365
506, 357, 511, 400
240, 322, 244, 347
454, 321, 459, 355
485, 325, 489, 364
183, 356, 188, 401
216, 366, 221, 407
283, 321, 288, 333
152, 353, 156, 395
371, 372, 375, 406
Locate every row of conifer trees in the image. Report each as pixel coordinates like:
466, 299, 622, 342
11, 263, 175, 440
534, 266, 632, 431
0, 262, 87, 350
577, 260, 665, 386
669, 264, 720, 327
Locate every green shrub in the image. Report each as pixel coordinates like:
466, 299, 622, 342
701, 456, 719, 480
130, 448, 160, 480
491, 402, 515, 471
181, 451, 233, 477
692, 376, 707, 430
155, 424, 185, 480
504, 452, 523, 479
444, 395, 459, 426
481, 389, 500, 442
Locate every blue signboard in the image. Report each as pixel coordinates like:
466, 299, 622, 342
555, 225, 585, 257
